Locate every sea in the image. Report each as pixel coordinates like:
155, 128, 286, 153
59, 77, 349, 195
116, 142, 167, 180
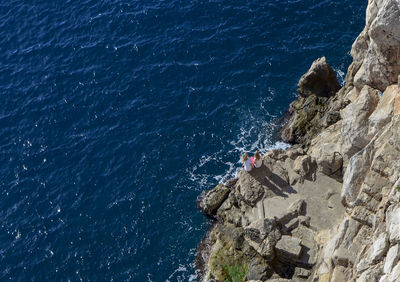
0, 0, 367, 280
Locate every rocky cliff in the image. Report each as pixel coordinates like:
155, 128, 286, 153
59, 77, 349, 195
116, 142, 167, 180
196, 0, 400, 281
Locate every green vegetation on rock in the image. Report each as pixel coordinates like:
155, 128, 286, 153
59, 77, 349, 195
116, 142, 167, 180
223, 265, 249, 282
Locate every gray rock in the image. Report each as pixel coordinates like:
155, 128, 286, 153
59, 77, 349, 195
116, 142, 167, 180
297, 57, 341, 98
244, 218, 281, 261
386, 205, 400, 243
370, 232, 389, 263
246, 257, 273, 281
197, 184, 230, 216
333, 247, 352, 267
352, 0, 400, 91
236, 170, 265, 206
340, 85, 380, 160
275, 235, 302, 264
384, 244, 400, 274
368, 85, 399, 137
293, 155, 313, 178
292, 225, 318, 267
294, 267, 311, 278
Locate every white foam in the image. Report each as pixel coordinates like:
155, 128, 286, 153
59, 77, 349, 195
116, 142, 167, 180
334, 68, 346, 86
187, 113, 290, 188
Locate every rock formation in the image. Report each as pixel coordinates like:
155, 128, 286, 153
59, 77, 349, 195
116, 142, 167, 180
196, 0, 400, 281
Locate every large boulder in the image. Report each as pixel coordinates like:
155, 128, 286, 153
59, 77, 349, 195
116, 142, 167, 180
298, 57, 341, 98
275, 235, 303, 264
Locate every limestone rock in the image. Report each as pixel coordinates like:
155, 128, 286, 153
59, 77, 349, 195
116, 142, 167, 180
388, 263, 400, 282
197, 184, 230, 216
368, 85, 400, 136
352, 0, 400, 91
340, 85, 380, 160
386, 205, 400, 243
293, 155, 313, 178
384, 244, 400, 274
294, 267, 311, 278
216, 193, 243, 227
281, 57, 344, 145
236, 170, 265, 206
308, 121, 343, 179
369, 232, 389, 263
297, 57, 341, 98
280, 94, 328, 144
244, 218, 281, 261
356, 267, 382, 282
275, 235, 302, 264
246, 257, 273, 281
292, 225, 318, 267
333, 247, 352, 267
341, 151, 370, 208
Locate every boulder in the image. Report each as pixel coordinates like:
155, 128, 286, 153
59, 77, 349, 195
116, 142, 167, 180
294, 267, 311, 278
281, 57, 343, 145
236, 170, 265, 206
341, 151, 370, 207
297, 57, 341, 98
216, 193, 243, 227
197, 184, 230, 216
275, 235, 302, 264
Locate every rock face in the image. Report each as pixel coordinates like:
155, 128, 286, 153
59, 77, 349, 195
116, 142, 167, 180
350, 0, 400, 91
196, 0, 400, 281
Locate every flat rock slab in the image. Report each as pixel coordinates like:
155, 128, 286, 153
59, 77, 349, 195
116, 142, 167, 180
262, 173, 344, 231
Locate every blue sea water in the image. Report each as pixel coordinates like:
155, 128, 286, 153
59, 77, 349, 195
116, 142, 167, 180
0, 0, 367, 280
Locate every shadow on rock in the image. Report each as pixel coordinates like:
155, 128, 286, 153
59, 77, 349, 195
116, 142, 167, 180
249, 164, 297, 198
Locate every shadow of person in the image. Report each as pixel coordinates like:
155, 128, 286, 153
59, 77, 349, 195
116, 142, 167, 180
249, 164, 297, 197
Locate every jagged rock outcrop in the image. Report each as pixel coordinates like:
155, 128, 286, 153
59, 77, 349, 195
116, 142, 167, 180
297, 57, 341, 98
281, 57, 343, 145
197, 184, 231, 216
196, 0, 400, 281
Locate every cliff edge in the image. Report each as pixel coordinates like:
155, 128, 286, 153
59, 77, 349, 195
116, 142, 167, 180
196, 0, 400, 281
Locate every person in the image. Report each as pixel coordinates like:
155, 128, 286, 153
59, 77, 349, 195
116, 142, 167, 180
242, 153, 252, 172
251, 150, 262, 168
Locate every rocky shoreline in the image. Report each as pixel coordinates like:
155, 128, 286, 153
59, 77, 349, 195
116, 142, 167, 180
195, 0, 400, 281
